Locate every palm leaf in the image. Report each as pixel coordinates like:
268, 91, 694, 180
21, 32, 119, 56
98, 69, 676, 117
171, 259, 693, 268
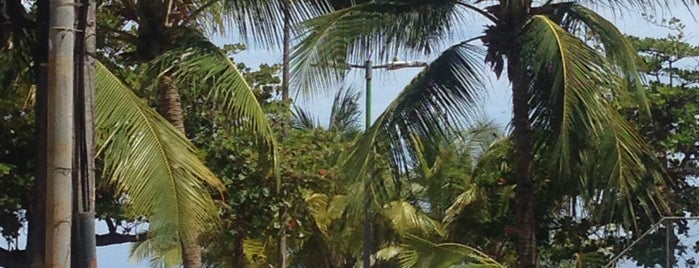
223, 0, 331, 48
342, 42, 486, 207
521, 15, 668, 226
377, 234, 504, 268
144, 30, 278, 183
557, 3, 648, 112
290, 0, 469, 96
95, 61, 221, 246
328, 86, 362, 134
129, 239, 181, 268
383, 200, 446, 237
291, 105, 318, 130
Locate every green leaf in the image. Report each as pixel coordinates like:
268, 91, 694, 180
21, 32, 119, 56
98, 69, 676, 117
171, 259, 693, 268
96, 61, 221, 246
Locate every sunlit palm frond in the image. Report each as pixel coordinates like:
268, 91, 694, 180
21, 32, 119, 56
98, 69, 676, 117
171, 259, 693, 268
342, 42, 486, 205
522, 15, 668, 225
95, 61, 221, 248
290, 0, 467, 97
442, 187, 484, 227
377, 234, 504, 268
145, 31, 277, 179
242, 238, 269, 264
304, 192, 348, 238
383, 200, 446, 237
129, 239, 181, 268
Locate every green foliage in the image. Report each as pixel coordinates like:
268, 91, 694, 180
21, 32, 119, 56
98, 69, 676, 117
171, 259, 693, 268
0, 89, 33, 245
618, 19, 699, 267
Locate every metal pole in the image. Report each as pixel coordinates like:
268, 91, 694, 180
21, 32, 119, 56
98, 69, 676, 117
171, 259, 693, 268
666, 218, 673, 268
72, 0, 97, 267
46, 0, 75, 266
363, 59, 373, 268
365, 60, 372, 128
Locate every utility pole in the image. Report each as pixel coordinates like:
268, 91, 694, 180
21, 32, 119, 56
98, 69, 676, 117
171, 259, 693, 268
340, 59, 427, 268
72, 0, 97, 267
45, 0, 75, 266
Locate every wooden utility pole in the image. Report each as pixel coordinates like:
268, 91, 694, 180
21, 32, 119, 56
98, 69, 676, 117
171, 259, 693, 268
72, 0, 97, 266
45, 0, 75, 266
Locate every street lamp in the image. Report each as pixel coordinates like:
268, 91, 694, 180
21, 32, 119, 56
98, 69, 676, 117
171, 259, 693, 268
338, 59, 428, 268
331, 60, 428, 127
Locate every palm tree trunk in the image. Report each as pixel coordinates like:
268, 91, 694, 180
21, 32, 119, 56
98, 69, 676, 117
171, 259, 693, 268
278, 0, 292, 267
508, 55, 537, 268
157, 75, 201, 268
158, 75, 186, 132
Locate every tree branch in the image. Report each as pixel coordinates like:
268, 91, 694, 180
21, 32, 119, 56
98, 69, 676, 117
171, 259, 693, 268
96, 231, 148, 246
0, 246, 27, 268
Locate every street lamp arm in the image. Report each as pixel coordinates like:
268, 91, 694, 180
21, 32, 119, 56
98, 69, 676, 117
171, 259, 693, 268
386, 61, 428, 70
319, 60, 428, 70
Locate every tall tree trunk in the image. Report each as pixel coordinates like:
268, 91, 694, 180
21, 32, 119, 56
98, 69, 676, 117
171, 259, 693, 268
158, 75, 201, 268
46, 0, 75, 266
158, 75, 186, 132
28, 0, 49, 267
71, 0, 97, 267
508, 55, 537, 268
277, 0, 292, 267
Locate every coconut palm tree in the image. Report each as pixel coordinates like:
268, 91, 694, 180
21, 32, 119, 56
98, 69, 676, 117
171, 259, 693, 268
291, 1, 683, 266
0, 0, 308, 266
97, 1, 331, 266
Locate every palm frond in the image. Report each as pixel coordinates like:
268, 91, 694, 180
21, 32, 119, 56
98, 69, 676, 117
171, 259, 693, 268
558, 3, 648, 112
442, 188, 483, 227
328, 86, 362, 134
304, 192, 348, 239
383, 200, 446, 237
522, 15, 668, 226
129, 239, 181, 268
222, 0, 331, 48
291, 105, 319, 130
95, 61, 222, 247
377, 234, 504, 268
145, 30, 278, 181
290, 0, 469, 97
342, 42, 486, 204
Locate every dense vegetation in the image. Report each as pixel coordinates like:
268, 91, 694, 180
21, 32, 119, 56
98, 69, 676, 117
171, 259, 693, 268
0, 1, 697, 268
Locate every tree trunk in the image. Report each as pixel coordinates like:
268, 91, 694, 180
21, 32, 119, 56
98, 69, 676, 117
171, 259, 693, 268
158, 75, 186, 132
158, 75, 201, 267
46, 0, 75, 266
71, 0, 97, 267
277, 0, 292, 267
508, 55, 537, 268
28, 0, 49, 267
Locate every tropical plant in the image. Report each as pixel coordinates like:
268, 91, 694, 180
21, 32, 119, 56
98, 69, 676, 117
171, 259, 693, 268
619, 19, 699, 267
291, 1, 679, 266
97, 1, 284, 265
0, 0, 284, 266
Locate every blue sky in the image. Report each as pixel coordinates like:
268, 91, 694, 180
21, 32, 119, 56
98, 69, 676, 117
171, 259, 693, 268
88, 4, 699, 268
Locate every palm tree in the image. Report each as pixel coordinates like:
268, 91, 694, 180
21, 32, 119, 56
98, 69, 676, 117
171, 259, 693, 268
99, 1, 343, 265
291, 1, 681, 266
